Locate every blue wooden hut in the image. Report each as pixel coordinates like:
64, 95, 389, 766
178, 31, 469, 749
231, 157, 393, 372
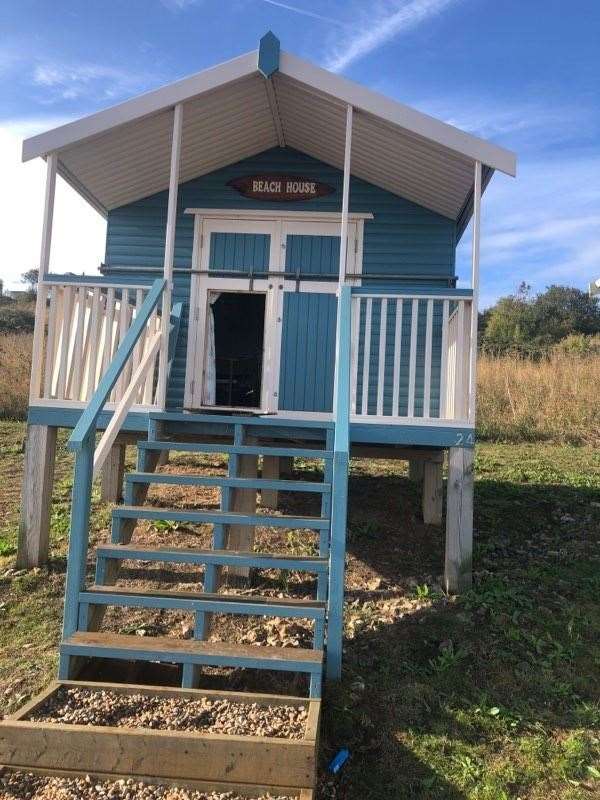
18, 32, 516, 698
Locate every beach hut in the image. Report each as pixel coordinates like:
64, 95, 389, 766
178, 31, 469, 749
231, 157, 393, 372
17, 32, 516, 699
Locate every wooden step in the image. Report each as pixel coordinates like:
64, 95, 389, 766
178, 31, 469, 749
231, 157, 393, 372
138, 440, 333, 460
112, 505, 329, 531
81, 585, 326, 620
125, 471, 330, 493
96, 543, 329, 573
60, 632, 323, 674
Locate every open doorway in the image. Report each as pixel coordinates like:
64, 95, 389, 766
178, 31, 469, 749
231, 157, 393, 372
209, 292, 265, 408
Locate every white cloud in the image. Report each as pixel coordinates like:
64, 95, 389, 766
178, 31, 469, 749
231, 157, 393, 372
325, 0, 460, 72
31, 61, 154, 104
259, 0, 344, 25
0, 124, 106, 292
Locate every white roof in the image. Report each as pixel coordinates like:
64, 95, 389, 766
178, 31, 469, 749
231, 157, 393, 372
23, 45, 516, 221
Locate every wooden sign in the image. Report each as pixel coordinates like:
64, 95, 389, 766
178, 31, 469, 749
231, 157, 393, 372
227, 174, 335, 202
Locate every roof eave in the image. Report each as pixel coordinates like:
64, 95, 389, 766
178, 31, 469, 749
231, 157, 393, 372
22, 49, 259, 162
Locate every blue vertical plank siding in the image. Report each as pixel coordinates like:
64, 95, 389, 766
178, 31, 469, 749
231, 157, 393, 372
103, 147, 457, 412
209, 232, 270, 273
278, 293, 337, 412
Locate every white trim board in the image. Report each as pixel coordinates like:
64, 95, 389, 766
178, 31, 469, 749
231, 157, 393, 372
185, 209, 373, 221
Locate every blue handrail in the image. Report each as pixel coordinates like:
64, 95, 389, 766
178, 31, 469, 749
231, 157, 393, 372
69, 278, 165, 452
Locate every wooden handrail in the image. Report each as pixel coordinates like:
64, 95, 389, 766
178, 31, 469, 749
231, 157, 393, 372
68, 278, 165, 452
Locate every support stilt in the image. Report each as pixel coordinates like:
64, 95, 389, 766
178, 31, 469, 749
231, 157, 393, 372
100, 443, 126, 503
17, 425, 57, 568
422, 459, 443, 526
408, 459, 424, 483
444, 447, 474, 593
261, 455, 279, 508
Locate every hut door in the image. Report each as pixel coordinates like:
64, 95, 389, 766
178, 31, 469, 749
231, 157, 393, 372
185, 219, 280, 411
276, 221, 360, 414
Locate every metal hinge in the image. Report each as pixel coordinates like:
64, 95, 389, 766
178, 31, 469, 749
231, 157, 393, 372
200, 234, 204, 249
190, 380, 195, 396
194, 306, 199, 321
354, 238, 358, 254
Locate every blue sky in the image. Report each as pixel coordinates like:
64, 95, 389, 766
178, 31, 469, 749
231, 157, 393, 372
1, 0, 599, 305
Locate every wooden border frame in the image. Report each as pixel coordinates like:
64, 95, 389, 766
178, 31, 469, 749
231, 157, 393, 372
0, 681, 320, 791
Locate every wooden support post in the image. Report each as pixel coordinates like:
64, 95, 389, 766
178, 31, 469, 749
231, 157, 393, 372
157, 450, 169, 467
17, 425, 57, 568
226, 441, 258, 583
279, 456, 293, 476
408, 459, 424, 483
422, 459, 443, 526
444, 447, 474, 593
261, 455, 279, 508
100, 443, 125, 503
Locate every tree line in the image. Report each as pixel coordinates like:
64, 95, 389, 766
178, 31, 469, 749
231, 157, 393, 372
479, 284, 600, 355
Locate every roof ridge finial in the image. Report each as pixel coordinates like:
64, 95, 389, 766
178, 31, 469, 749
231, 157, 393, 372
258, 31, 280, 78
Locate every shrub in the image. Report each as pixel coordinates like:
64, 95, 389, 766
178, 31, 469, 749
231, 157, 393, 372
0, 333, 32, 419
0, 304, 36, 334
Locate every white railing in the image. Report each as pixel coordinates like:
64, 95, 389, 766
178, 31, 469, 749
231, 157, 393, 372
30, 280, 161, 408
349, 293, 473, 425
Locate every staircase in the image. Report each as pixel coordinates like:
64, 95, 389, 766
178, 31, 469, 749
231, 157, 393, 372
58, 412, 344, 699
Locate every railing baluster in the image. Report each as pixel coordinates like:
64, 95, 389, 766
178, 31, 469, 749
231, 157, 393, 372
361, 298, 372, 415
43, 286, 59, 398
349, 297, 360, 414
116, 289, 130, 401
376, 298, 387, 416
439, 299, 450, 419
56, 286, 74, 400
392, 298, 402, 417
455, 300, 466, 419
69, 287, 86, 401
423, 299, 433, 418
84, 288, 102, 401
407, 299, 418, 418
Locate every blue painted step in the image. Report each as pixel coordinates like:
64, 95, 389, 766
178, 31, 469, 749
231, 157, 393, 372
96, 543, 329, 573
138, 441, 333, 460
60, 631, 323, 675
125, 472, 331, 494
80, 585, 326, 620
112, 505, 329, 532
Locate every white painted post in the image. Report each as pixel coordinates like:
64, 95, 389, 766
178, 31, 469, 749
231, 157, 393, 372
157, 103, 183, 409
29, 152, 57, 402
468, 161, 482, 425
338, 104, 353, 288
445, 447, 474, 593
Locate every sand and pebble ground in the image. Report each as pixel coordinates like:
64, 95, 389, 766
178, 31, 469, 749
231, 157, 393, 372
0, 772, 295, 800
29, 687, 307, 739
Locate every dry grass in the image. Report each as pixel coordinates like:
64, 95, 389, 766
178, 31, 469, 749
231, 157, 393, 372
0, 333, 33, 420
477, 352, 600, 445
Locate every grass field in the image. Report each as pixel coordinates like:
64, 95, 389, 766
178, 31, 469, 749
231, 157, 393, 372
1, 419, 599, 799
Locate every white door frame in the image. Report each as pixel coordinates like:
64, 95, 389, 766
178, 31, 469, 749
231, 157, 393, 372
184, 212, 364, 412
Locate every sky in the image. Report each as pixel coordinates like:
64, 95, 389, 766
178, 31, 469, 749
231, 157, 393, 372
0, 0, 599, 307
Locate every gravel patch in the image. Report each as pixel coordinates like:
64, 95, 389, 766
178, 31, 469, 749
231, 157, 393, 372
0, 772, 294, 800
29, 688, 307, 739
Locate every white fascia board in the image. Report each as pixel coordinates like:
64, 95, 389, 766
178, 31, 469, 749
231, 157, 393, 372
22, 50, 259, 162
280, 51, 517, 177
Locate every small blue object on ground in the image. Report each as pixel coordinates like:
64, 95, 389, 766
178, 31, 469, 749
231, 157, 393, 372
328, 748, 350, 774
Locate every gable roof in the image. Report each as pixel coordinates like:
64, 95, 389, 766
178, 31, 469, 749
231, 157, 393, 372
22, 33, 516, 224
